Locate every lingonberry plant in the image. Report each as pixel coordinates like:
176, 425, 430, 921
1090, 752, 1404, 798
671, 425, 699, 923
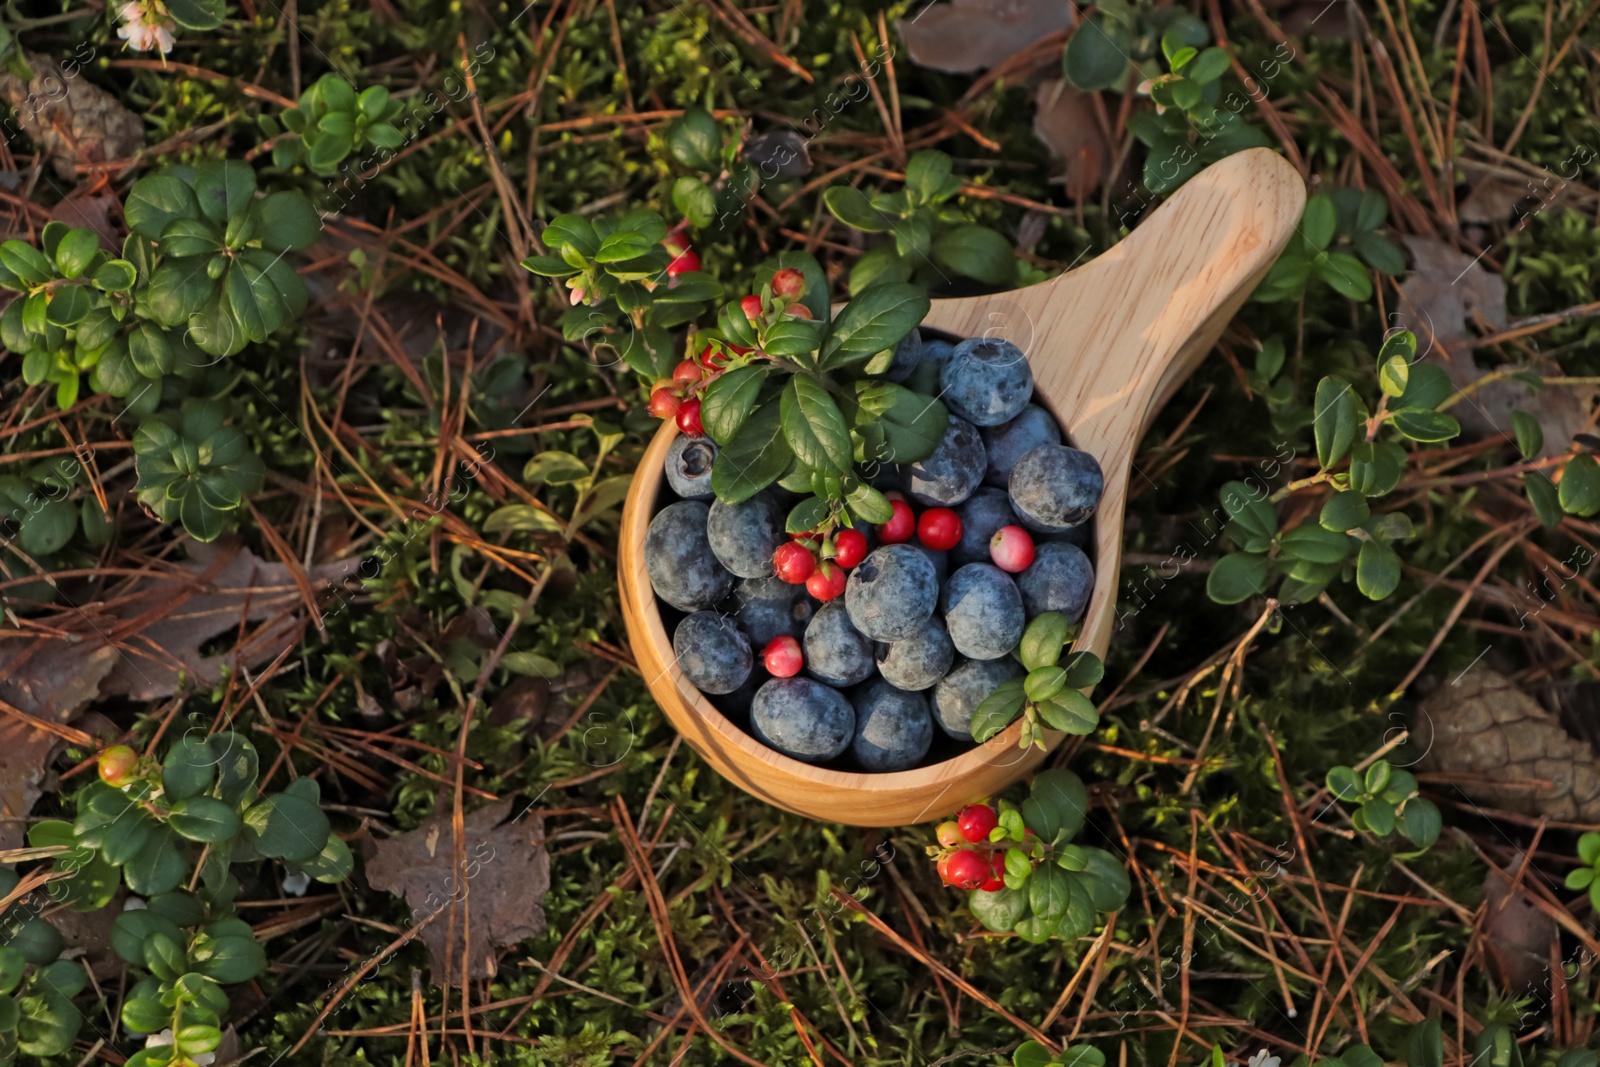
1564, 831, 1600, 909
822, 150, 1023, 294
1012, 1042, 1107, 1067
928, 771, 1129, 943
1208, 331, 1462, 605
0, 873, 83, 1063
662, 105, 757, 234
1252, 189, 1406, 304
1325, 759, 1442, 850
132, 399, 267, 543
969, 612, 1105, 750
262, 74, 407, 174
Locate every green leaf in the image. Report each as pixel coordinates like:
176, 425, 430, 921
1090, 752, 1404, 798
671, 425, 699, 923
1404, 1021, 1443, 1067
1475, 1025, 1522, 1067
164, 0, 224, 29
161, 735, 216, 801
92, 259, 137, 291
1036, 690, 1098, 734
54, 228, 100, 279
145, 259, 218, 327
822, 186, 892, 233
16, 990, 77, 1057
671, 176, 716, 229
851, 381, 949, 463
143, 930, 185, 981
711, 403, 792, 506
762, 316, 825, 357
193, 161, 257, 225
1398, 798, 1441, 849
1364, 760, 1391, 793
541, 214, 599, 259
8, 918, 61, 965
1360, 797, 1396, 834
1028, 863, 1071, 921
780, 377, 853, 474
1397, 363, 1452, 410
1064, 16, 1131, 90
1568, 867, 1596, 890
1320, 490, 1370, 532
1019, 612, 1070, 671
1316, 251, 1373, 300
1077, 848, 1131, 911
1302, 194, 1337, 251
1060, 651, 1103, 689
1348, 441, 1407, 497
969, 885, 1029, 933
1278, 524, 1354, 564
521, 451, 589, 487
253, 191, 322, 251
1014, 1043, 1056, 1067
1187, 46, 1231, 83
1356, 539, 1401, 599
667, 106, 720, 171
190, 933, 266, 984
1313, 376, 1361, 468
844, 482, 893, 524
126, 175, 200, 241
821, 283, 929, 367
1511, 409, 1544, 459
241, 792, 330, 863
785, 496, 831, 535
1577, 832, 1600, 865
299, 833, 355, 884
969, 679, 1026, 743
1525, 470, 1563, 527
17, 500, 75, 557
168, 796, 241, 843
1218, 481, 1277, 542
1206, 552, 1268, 604
903, 151, 952, 203
1354, 231, 1407, 275
224, 258, 289, 342
1378, 353, 1409, 398
1391, 409, 1460, 443
0, 948, 22, 996
595, 228, 660, 264
125, 827, 187, 895
1022, 769, 1089, 844
1560, 454, 1600, 516
931, 226, 1014, 286
1025, 666, 1068, 704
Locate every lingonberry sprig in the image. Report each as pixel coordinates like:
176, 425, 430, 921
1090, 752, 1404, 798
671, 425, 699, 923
928, 771, 1132, 943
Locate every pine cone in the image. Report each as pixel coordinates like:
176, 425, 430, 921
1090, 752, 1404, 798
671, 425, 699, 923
0, 50, 143, 179
1415, 668, 1600, 820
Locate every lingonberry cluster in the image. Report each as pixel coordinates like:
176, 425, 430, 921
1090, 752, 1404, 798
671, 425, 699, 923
929, 801, 1040, 891
647, 266, 813, 440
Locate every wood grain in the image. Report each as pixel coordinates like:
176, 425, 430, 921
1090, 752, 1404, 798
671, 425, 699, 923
619, 148, 1306, 826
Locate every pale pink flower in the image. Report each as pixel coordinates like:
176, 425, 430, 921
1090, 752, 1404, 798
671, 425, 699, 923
117, 0, 177, 55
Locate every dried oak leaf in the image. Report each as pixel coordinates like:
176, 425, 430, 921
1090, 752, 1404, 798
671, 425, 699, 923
1399, 237, 1593, 458
0, 51, 143, 180
365, 797, 549, 986
1033, 79, 1111, 199
1415, 668, 1600, 820
1481, 852, 1555, 995
896, 0, 1072, 74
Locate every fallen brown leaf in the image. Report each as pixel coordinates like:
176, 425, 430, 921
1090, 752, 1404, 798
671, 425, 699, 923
1415, 668, 1600, 821
1032, 78, 1111, 199
0, 51, 143, 180
1481, 852, 1555, 995
897, 0, 1072, 74
46, 189, 123, 250
1399, 236, 1594, 457
365, 797, 549, 986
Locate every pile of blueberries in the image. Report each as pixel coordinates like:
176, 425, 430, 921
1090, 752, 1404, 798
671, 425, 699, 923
643, 330, 1104, 773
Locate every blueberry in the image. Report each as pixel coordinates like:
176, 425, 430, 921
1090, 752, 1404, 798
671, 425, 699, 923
882, 328, 923, 383
751, 677, 855, 762
645, 501, 735, 611
941, 338, 1034, 427
1017, 541, 1094, 621
875, 617, 955, 691
707, 492, 782, 579
673, 611, 752, 695
1009, 444, 1104, 533
932, 657, 1024, 741
941, 563, 1025, 660
803, 600, 875, 687
906, 337, 955, 394
982, 405, 1061, 488
733, 577, 813, 647
904, 416, 986, 507
851, 680, 933, 771
844, 544, 939, 641
665, 435, 718, 500
953, 487, 1015, 565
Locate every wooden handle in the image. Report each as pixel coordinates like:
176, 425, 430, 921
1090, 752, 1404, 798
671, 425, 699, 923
920, 147, 1306, 463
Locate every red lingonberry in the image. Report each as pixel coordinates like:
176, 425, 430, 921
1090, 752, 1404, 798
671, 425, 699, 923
957, 803, 999, 843
935, 820, 964, 848
833, 528, 868, 568
763, 635, 803, 678
945, 849, 991, 890
783, 303, 813, 319
648, 387, 681, 420
917, 507, 962, 552
936, 853, 955, 885
773, 541, 817, 584
727, 345, 754, 356
98, 745, 139, 787
771, 267, 805, 300
672, 359, 703, 385
696, 344, 724, 371
990, 525, 1036, 573
877, 499, 916, 544
806, 561, 847, 602
739, 294, 763, 322
675, 398, 704, 437
667, 249, 701, 276
979, 852, 1007, 892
